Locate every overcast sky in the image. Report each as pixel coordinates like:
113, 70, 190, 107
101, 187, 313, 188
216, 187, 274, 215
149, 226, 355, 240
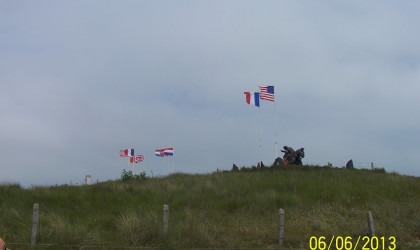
1, 1, 419, 187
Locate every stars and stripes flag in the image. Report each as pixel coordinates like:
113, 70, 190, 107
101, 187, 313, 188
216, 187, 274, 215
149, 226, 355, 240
259, 86, 275, 102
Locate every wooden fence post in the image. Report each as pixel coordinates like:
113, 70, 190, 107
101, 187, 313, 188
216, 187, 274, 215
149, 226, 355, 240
163, 204, 169, 234
31, 203, 39, 247
278, 208, 285, 245
367, 211, 375, 237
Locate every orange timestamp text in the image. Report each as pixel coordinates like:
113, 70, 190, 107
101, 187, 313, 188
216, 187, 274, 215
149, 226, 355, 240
309, 236, 396, 250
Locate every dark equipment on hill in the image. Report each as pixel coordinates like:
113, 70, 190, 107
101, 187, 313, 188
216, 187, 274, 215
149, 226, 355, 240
281, 146, 305, 165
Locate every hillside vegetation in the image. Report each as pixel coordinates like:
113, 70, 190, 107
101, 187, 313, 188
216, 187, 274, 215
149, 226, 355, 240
0, 166, 419, 249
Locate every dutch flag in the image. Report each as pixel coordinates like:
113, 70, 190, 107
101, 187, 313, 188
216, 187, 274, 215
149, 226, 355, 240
155, 149, 165, 157
164, 147, 174, 156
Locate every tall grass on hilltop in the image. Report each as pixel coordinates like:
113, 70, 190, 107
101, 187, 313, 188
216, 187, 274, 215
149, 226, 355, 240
0, 165, 419, 249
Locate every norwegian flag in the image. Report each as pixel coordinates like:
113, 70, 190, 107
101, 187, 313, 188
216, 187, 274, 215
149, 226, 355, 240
259, 86, 275, 102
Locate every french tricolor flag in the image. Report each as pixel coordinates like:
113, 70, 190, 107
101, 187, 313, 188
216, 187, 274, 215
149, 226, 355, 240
120, 149, 135, 157
244, 92, 260, 107
164, 147, 174, 156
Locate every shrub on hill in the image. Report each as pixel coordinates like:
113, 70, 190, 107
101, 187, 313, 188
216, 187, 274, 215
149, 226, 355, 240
120, 169, 147, 181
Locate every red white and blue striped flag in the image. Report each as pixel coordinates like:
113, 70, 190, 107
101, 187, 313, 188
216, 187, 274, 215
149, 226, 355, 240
155, 149, 165, 157
120, 149, 134, 157
244, 92, 260, 107
259, 86, 275, 102
164, 147, 174, 156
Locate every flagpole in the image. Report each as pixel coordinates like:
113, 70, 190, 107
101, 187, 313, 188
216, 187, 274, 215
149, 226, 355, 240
274, 98, 278, 159
258, 105, 262, 166
171, 157, 174, 173
166, 157, 168, 175
167, 157, 170, 175
163, 156, 165, 176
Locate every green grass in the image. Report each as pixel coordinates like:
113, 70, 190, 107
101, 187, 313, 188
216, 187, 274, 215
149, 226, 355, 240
0, 166, 419, 249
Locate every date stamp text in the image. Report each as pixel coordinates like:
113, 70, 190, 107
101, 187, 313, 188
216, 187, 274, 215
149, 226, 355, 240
309, 236, 396, 250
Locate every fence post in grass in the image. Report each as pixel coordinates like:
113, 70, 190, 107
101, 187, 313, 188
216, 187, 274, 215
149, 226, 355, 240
371, 162, 374, 170
31, 203, 39, 247
278, 208, 285, 245
163, 204, 169, 234
367, 211, 375, 237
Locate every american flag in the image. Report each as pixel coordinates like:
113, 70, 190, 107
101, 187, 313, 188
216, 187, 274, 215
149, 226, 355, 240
259, 86, 275, 102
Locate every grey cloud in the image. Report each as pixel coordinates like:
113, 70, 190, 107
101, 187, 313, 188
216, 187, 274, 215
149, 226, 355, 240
1, 1, 419, 186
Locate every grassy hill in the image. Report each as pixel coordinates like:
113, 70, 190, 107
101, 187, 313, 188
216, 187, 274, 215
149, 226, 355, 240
0, 165, 419, 249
